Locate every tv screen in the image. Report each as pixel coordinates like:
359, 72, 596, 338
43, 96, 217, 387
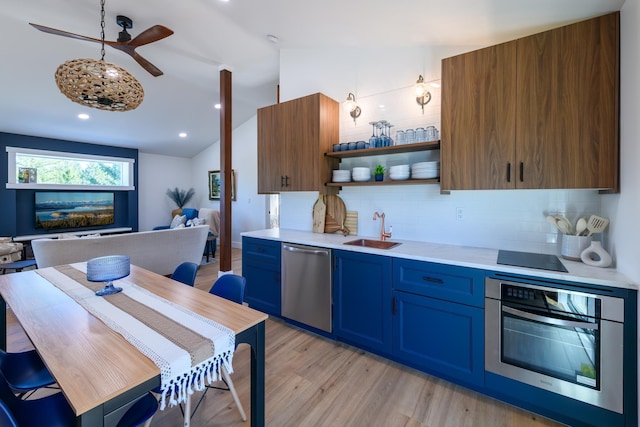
35, 192, 115, 230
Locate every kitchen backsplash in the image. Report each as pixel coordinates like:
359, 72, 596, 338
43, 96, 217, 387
279, 187, 602, 256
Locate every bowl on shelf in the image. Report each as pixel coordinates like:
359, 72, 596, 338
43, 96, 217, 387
352, 167, 371, 182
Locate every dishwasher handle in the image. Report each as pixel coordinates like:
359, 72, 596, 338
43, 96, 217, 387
282, 244, 330, 256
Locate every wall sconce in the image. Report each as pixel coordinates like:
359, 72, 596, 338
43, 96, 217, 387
345, 92, 362, 124
415, 75, 432, 114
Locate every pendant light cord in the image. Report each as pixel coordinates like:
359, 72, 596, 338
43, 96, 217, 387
100, 0, 106, 61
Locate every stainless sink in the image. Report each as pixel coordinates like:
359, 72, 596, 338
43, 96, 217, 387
343, 238, 401, 250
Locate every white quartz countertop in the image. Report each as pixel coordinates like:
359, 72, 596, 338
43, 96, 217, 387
242, 228, 638, 291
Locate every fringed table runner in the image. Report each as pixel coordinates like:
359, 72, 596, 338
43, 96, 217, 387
36, 265, 235, 410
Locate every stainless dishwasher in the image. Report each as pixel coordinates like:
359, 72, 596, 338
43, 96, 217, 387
281, 243, 332, 333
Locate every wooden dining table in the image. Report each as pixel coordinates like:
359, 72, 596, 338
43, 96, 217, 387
0, 263, 268, 427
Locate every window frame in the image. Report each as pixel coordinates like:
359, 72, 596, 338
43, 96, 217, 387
5, 146, 135, 190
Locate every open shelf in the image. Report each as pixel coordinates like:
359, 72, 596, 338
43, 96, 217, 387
326, 178, 439, 188
325, 140, 440, 159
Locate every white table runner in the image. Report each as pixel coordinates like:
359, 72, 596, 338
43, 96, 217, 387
37, 265, 235, 410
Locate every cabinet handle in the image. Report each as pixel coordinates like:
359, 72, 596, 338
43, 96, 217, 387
392, 297, 397, 315
285, 175, 290, 187
422, 276, 444, 284
519, 162, 524, 182
280, 176, 285, 187
506, 163, 511, 183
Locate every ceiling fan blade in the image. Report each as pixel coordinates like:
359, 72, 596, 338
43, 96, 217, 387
30, 23, 102, 44
128, 25, 174, 47
129, 51, 164, 77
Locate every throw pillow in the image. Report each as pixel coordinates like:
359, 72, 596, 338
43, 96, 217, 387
187, 217, 205, 227
170, 214, 187, 229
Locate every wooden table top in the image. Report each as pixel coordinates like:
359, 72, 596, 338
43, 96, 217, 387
0, 264, 268, 416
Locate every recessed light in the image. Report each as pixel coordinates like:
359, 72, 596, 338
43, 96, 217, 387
379, 104, 385, 109
179, 132, 187, 138
78, 113, 90, 120
214, 103, 221, 109
267, 34, 279, 44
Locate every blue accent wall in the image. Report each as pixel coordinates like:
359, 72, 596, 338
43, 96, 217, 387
0, 132, 138, 237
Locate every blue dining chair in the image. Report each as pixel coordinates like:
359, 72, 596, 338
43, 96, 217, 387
190, 274, 247, 421
171, 262, 199, 287
0, 349, 56, 399
0, 371, 158, 427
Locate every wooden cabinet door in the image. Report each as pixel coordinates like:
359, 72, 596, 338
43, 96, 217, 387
277, 96, 320, 191
257, 103, 283, 193
333, 250, 392, 355
441, 41, 517, 191
516, 13, 619, 191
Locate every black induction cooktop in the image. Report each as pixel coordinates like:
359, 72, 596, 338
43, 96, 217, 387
497, 250, 568, 273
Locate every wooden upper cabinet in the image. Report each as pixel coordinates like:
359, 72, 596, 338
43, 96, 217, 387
441, 41, 517, 190
441, 12, 619, 192
516, 12, 619, 191
257, 93, 339, 194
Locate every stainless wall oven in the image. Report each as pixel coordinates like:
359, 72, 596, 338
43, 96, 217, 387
485, 277, 625, 413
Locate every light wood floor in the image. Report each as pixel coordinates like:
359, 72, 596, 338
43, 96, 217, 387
6, 248, 564, 426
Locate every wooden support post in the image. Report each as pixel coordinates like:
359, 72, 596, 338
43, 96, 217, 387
220, 68, 232, 272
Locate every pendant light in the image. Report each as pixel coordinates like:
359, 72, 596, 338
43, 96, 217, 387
54, 0, 144, 112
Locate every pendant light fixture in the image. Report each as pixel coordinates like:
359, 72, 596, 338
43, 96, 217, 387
54, 0, 144, 112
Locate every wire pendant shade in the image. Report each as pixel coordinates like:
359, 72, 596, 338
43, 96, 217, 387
55, 58, 144, 111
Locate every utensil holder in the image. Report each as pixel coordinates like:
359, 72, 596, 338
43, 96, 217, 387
560, 235, 592, 261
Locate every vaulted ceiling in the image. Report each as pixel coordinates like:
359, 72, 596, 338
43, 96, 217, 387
0, 0, 624, 157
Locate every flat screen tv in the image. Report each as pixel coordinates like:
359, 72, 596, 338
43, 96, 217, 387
35, 192, 115, 230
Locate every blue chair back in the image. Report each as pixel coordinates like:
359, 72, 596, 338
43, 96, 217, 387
0, 401, 18, 427
181, 208, 199, 221
209, 274, 246, 305
171, 262, 199, 287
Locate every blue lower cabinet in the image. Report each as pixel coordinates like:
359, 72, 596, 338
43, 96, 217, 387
242, 237, 281, 316
333, 250, 392, 354
393, 290, 484, 387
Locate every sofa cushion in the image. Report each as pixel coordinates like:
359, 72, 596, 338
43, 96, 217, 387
198, 209, 220, 236
170, 214, 187, 229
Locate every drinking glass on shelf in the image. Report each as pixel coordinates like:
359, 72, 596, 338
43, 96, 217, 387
416, 127, 426, 143
425, 126, 436, 141
386, 124, 394, 146
396, 130, 406, 145
405, 129, 415, 144
369, 121, 379, 148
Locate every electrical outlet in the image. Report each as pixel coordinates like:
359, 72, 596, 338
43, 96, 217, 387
456, 207, 464, 220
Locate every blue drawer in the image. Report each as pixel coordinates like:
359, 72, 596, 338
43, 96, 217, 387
393, 259, 485, 307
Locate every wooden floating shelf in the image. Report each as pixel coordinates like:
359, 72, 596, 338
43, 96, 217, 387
326, 178, 440, 187
325, 141, 440, 159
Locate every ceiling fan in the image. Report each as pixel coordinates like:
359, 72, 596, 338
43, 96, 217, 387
30, 15, 174, 77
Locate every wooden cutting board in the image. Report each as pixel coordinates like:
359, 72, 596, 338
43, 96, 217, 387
344, 211, 358, 235
312, 195, 326, 233
324, 195, 348, 234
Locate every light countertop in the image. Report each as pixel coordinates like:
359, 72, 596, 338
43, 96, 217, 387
242, 228, 638, 291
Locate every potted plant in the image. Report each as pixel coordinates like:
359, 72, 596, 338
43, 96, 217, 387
166, 187, 195, 218
374, 164, 385, 181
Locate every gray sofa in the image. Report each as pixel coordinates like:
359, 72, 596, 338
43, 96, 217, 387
32, 225, 209, 276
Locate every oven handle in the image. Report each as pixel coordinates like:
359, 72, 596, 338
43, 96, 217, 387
502, 306, 599, 330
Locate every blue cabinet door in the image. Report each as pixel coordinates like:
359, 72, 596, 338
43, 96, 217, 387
334, 250, 392, 354
242, 237, 281, 316
393, 290, 484, 387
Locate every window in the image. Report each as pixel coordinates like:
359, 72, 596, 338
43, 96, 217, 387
6, 147, 135, 190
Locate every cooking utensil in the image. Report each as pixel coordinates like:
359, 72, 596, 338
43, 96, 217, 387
555, 215, 573, 235
575, 217, 587, 236
312, 195, 326, 233
546, 215, 561, 231
586, 215, 609, 236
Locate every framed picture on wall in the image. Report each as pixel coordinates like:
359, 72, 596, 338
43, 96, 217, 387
208, 170, 236, 201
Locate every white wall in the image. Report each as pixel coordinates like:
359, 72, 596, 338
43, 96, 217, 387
190, 115, 268, 247
138, 153, 192, 231
278, 47, 602, 256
